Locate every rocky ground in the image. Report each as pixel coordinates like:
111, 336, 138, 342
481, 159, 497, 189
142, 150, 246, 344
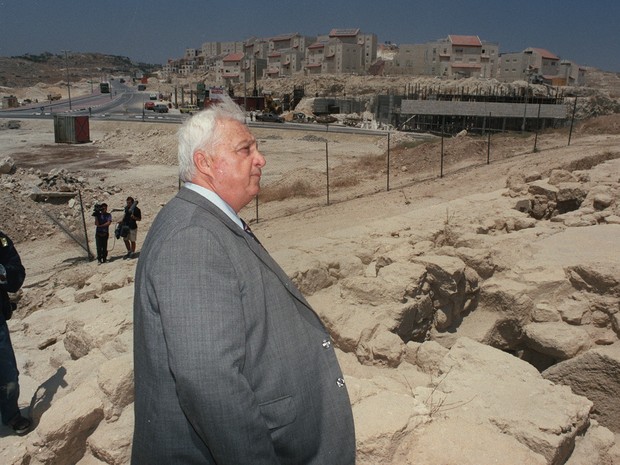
0, 100, 619, 462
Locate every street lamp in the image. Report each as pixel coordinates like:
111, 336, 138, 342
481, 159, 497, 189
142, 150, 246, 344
62, 50, 72, 110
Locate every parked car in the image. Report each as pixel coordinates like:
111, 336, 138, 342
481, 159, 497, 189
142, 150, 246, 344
256, 111, 284, 123
153, 104, 169, 113
179, 104, 199, 114
144, 101, 155, 110
315, 114, 338, 124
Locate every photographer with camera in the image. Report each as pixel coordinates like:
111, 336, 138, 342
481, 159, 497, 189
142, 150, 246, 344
0, 230, 31, 436
119, 196, 141, 259
93, 203, 112, 264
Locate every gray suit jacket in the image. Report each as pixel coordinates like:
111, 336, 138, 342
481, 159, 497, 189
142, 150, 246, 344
132, 188, 355, 464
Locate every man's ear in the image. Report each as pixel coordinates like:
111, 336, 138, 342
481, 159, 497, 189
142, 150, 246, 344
193, 149, 213, 176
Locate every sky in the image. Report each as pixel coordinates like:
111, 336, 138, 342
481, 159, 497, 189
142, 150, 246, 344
1, 0, 618, 72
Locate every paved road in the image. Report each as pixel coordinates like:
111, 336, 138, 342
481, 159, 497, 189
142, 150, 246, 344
0, 83, 394, 137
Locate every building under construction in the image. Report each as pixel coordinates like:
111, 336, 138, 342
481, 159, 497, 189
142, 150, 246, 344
381, 85, 569, 134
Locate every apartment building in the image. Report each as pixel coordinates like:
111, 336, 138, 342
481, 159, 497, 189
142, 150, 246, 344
328, 28, 377, 70
266, 48, 305, 78
263, 33, 314, 78
306, 39, 330, 75
304, 28, 377, 75
498, 47, 585, 85
499, 47, 558, 82
216, 52, 245, 85
390, 35, 498, 78
244, 37, 270, 60
200, 41, 244, 58
559, 60, 586, 86
269, 33, 314, 55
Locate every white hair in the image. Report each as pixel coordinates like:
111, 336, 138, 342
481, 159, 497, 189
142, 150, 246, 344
177, 96, 246, 182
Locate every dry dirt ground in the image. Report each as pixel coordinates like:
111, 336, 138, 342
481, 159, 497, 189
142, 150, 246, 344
1, 113, 619, 311
1, 110, 620, 464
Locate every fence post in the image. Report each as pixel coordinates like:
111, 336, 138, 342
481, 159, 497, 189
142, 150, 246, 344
325, 141, 330, 206
255, 196, 259, 223
533, 101, 542, 152
568, 97, 578, 146
78, 190, 94, 260
386, 132, 390, 192
440, 116, 445, 178
487, 112, 491, 164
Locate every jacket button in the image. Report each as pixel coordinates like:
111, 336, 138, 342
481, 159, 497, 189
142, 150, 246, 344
336, 377, 345, 388
322, 338, 331, 349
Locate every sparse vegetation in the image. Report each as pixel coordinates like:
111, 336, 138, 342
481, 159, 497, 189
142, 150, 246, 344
433, 208, 459, 247
259, 179, 318, 202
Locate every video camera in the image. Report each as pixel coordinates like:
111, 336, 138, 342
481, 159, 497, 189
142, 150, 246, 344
92, 203, 105, 217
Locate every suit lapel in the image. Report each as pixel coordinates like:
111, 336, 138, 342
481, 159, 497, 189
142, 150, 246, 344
176, 188, 311, 307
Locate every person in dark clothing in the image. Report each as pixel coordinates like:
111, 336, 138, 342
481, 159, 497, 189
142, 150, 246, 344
119, 197, 141, 259
0, 230, 31, 436
94, 203, 112, 263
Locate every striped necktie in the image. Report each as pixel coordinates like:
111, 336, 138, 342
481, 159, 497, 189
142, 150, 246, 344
241, 219, 262, 246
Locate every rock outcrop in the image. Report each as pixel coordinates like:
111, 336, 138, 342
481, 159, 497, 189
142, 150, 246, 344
1, 156, 620, 465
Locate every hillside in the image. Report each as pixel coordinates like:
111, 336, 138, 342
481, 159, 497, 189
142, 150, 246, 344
0, 52, 159, 88
1, 53, 619, 120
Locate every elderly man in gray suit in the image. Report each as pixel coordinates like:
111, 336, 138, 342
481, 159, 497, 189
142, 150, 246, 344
132, 97, 356, 464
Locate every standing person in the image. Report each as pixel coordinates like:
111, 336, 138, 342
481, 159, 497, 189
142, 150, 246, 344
0, 230, 31, 436
94, 203, 112, 263
120, 197, 141, 259
132, 97, 356, 465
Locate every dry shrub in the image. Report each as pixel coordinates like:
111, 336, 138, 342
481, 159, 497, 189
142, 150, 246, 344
330, 176, 360, 188
358, 153, 386, 171
259, 180, 318, 202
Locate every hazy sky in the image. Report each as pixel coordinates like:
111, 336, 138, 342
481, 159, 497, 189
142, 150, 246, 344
1, 0, 618, 72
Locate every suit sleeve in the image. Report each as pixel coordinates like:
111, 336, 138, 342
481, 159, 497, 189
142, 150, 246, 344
150, 226, 280, 464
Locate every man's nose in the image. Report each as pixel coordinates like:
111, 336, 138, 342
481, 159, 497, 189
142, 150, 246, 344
255, 150, 266, 167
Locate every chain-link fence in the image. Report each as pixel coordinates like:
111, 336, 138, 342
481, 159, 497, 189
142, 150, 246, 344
239, 118, 578, 224
38, 108, 578, 253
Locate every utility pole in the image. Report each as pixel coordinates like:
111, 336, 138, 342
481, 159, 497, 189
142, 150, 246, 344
62, 50, 72, 110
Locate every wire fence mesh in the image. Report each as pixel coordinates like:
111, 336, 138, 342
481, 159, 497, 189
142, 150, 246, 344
237, 124, 572, 223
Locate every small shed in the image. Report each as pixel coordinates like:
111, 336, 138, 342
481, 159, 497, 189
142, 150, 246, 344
2, 95, 19, 109
54, 115, 90, 144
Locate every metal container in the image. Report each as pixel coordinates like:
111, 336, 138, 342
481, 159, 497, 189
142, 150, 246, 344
53, 115, 90, 144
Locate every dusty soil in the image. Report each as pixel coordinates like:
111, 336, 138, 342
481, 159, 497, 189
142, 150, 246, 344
1, 113, 619, 278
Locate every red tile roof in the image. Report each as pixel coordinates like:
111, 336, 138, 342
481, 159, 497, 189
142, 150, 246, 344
527, 47, 560, 60
223, 53, 244, 62
448, 35, 482, 47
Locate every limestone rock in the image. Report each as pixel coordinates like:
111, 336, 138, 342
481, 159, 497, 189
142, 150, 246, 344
548, 169, 578, 185
437, 338, 593, 465
85, 407, 134, 465
523, 322, 592, 360
543, 345, 620, 432
97, 354, 134, 419
395, 417, 547, 465
356, 324, 406, 367
354, 390, 429, 465
31, 382, 104, 465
